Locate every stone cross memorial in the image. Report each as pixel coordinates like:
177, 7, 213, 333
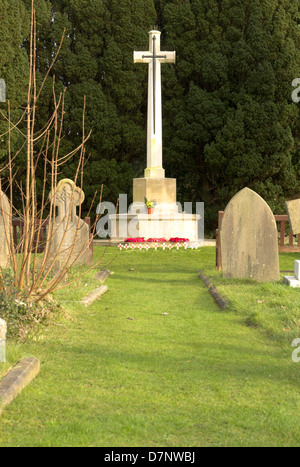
134, 31, 176, 179
44, 179, 93, 272
220, 187, 280, 282
108, 30, 201, 242
132, 31, 177, 210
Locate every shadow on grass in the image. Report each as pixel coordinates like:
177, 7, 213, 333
113, 272, 200, 286
47, 338, 300, 389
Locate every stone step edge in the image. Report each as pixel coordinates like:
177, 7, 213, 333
81, 285, 108, 306
0, 357, 40, 415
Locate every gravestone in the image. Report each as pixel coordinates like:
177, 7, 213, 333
286, 198, 300, 235
220, 187, 280, 282
0, 318, 7, 363
0, 190, 11, 269
44, 179, 93, 272
284, 260, 300, 288
284, 199, 300, 287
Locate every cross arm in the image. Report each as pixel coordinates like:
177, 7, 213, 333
159, 51, 176, 64
133, 51, 152, 64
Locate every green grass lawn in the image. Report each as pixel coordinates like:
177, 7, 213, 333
206, 251, 300, 344
1, 246, 300, 447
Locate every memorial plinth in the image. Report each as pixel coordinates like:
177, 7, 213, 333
109, 212, 200, 242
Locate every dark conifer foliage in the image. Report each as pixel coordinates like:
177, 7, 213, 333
0, 0, 30, 162
1, 0, 300, 232
161, 0, 300, 230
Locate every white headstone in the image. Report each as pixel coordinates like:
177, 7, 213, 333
284, 260, 300, 288
294, 260, 300, 280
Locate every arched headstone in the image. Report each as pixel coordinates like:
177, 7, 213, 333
220, 187, 280, 282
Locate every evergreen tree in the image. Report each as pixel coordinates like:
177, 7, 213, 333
0, 0, 30, 163
33, 0, 157, 214
161, 0, 300, 231
3, 0, 300, 232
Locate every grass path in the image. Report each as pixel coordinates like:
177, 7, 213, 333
0, 247, 300, 446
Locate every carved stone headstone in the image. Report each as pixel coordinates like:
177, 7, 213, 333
44, 179, 93, 272
220, 187, 280, 282
0, 190, 11, 269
